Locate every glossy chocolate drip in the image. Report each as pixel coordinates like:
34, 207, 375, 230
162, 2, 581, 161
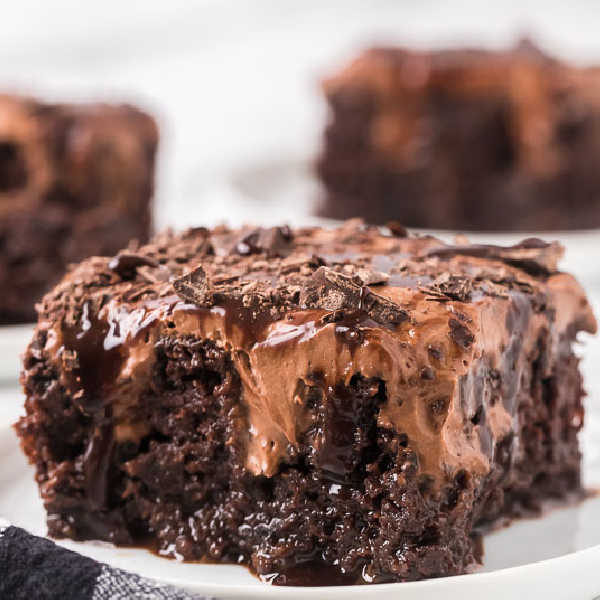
60, 302, 122, 416
83, 413, 114, 510
259, 556, 359, 586
316, 378, 381, 484
59, 303, 126, 511
501, 292, 533, 414
333, 312, 368, 352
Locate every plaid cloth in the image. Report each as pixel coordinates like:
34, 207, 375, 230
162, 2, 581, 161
0, 525, 213, 600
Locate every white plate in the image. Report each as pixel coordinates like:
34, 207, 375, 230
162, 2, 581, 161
2, 317, 600, 600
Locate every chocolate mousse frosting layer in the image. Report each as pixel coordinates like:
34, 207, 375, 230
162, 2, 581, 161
17, 219, 597, 584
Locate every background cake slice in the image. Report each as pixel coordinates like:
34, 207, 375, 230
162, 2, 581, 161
317, 39, 600, 231
0, 95, 158, 324
17, 220, 596, 585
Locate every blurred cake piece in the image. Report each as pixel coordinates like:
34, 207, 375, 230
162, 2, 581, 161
0, 95, 157, 323
317, 39, 600, 231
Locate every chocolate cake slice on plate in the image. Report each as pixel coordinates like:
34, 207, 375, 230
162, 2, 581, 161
16, 220, 596, 585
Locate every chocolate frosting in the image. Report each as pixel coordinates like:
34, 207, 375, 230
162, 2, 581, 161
32, 220, 597, 491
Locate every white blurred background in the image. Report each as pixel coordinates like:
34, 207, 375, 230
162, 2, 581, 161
3, 0, 600, 228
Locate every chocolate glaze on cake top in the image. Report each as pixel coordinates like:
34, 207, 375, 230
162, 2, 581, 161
35, 220, 596, 487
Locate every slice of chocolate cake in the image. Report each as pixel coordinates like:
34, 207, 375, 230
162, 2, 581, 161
317, 39, 600, 231
16, 220, 596, 585
0, 95, 158, 324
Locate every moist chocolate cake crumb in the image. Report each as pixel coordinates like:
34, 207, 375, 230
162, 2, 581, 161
16, 219, 597, 586
449, 318, 475, 350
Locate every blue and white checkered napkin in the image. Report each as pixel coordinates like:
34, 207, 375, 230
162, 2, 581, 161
0, 524, 214, 600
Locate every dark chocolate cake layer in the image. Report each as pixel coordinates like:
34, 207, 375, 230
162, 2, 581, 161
318, 40, 600, 231
17, 220, 596, 585
0, 95, 157, 324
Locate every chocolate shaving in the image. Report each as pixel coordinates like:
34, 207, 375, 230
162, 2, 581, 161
301, 266, 408, 325
426, 274, 473, 302
386, 221, 409, 238
173, 266, 212, 306
449, 318, 474, 350
108, 253, 159, 280
425, 239, 564, 276
173, 265, 294, 322
356, 267, 390, 286
233, 226, 294, 258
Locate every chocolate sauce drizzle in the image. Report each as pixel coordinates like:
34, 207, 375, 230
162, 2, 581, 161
60, 303, 124, 510
61, 302, 122, 416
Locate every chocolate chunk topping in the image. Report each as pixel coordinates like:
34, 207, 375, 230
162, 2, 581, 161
173, 265, 296, 333
420, 366, 435, 380
173, 266, 212, 307
426, 274, 473, 302
386, 221, 408, 238
355, 267, 390, 286
233, 226, 294, 258
109, 253, 159, 280
448, 318, 475, 350
302, 267, 408, 325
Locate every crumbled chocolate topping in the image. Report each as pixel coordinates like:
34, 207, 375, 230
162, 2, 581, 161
301, 266, 408, 325
426, 274, 473, 302
448, 318, 475, 350
173, 266, 211, 306
386, 221, 408, 237
34, 219, 588, 345
109, 253, 159, 280
232, 226, 294, 258
425, 240, 563, 277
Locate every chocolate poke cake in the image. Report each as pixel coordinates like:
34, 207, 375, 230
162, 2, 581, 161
0, 95, 158, 324
16, 220, 596, 585
318, 39, 600, 231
